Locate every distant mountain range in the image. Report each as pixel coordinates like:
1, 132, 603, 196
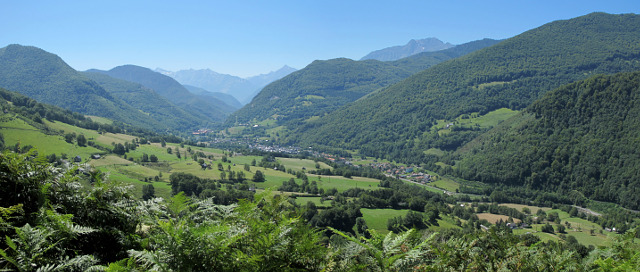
89, 65, 236, 124
0, 44, 240, 132
360, 38, 455, 61
182, 85, 243, 109
157, 65, 297, 104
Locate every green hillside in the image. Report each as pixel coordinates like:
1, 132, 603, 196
391, 38, 501, 74
289, 13, 640, 163
83, 72, 204, 131
228, 58, 412, 126
455, 71, 640, 210
226, 39, 500, 128
0, 45, 168, 131
92, 65, 234, 125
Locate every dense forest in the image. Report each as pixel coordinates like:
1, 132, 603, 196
455, 71, 640, 210
285, 13, 640, 164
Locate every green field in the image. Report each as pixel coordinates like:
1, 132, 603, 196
434, 108, 519, 136
498, 206, 617, 247
361, 208, 409, 233
1, 117, 103, 159
430, 215, 462, 231
44, 120, 102, 141
85, 115, 113, 125
278, 157, 331, 172
429, 176, 460, 192
499, 203, 550, 215
100, 169, 172, 199
423, 148, 446, 157
294, 196, 332, 208
308, 174, 381, 192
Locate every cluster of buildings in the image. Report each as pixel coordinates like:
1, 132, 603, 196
381, 165, 433, 184
248, 143, 302, 154
191, 129, 211, 135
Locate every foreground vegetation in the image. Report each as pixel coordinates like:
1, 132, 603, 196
1, 151, 640, 271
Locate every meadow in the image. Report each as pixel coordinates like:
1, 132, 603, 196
4, 116, 623, 248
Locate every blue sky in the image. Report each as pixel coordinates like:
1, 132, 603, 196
1, 1, 638, 77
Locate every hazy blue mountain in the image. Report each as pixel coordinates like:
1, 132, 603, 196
183, 84, 242, 109
392, 38, 502, 74
91, 65, 233, 125
245, 65, 298, 89
159, 65, 296, 104
360, 37, 455, 61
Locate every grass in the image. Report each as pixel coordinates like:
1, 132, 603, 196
304, 116, 321, 123
100, 169, 172, 199
432, 108, 519, 134
499, 203, 551, 215
96, 133, 138, 146
361, 208, 409, 233
497, 206, 616, 247
90, 155, 133, 167
278, 157, 331, 172
399, 179, 447, 194
127, 144, 183, 163
429, 176, 460, 192
460, 108, 518, 128
85, 115, 113, 125
423, 148, 446, 157
476, 213, 521, 224
308, 174, 381, 192
299, 95, 325, 100
293, 196, 332, 208
1, 117, 102, 159
44, 120, 101, 140
430, 215, 462, 231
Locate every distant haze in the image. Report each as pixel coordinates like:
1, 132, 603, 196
158, 66, 297, 104
361, 38, 455, 61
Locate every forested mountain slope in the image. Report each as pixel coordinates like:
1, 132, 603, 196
227, 58, 412, 126
92, 65, 234, 125
83, 72, 204, 131
455, 71, 640, 210
289, 13, 640, 163
0, 44, 168, 131
226, 39, 500, 128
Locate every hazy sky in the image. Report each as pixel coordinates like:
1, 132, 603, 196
2, 1, 638, 77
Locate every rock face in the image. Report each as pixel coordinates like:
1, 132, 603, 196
360, 37, 455, 61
